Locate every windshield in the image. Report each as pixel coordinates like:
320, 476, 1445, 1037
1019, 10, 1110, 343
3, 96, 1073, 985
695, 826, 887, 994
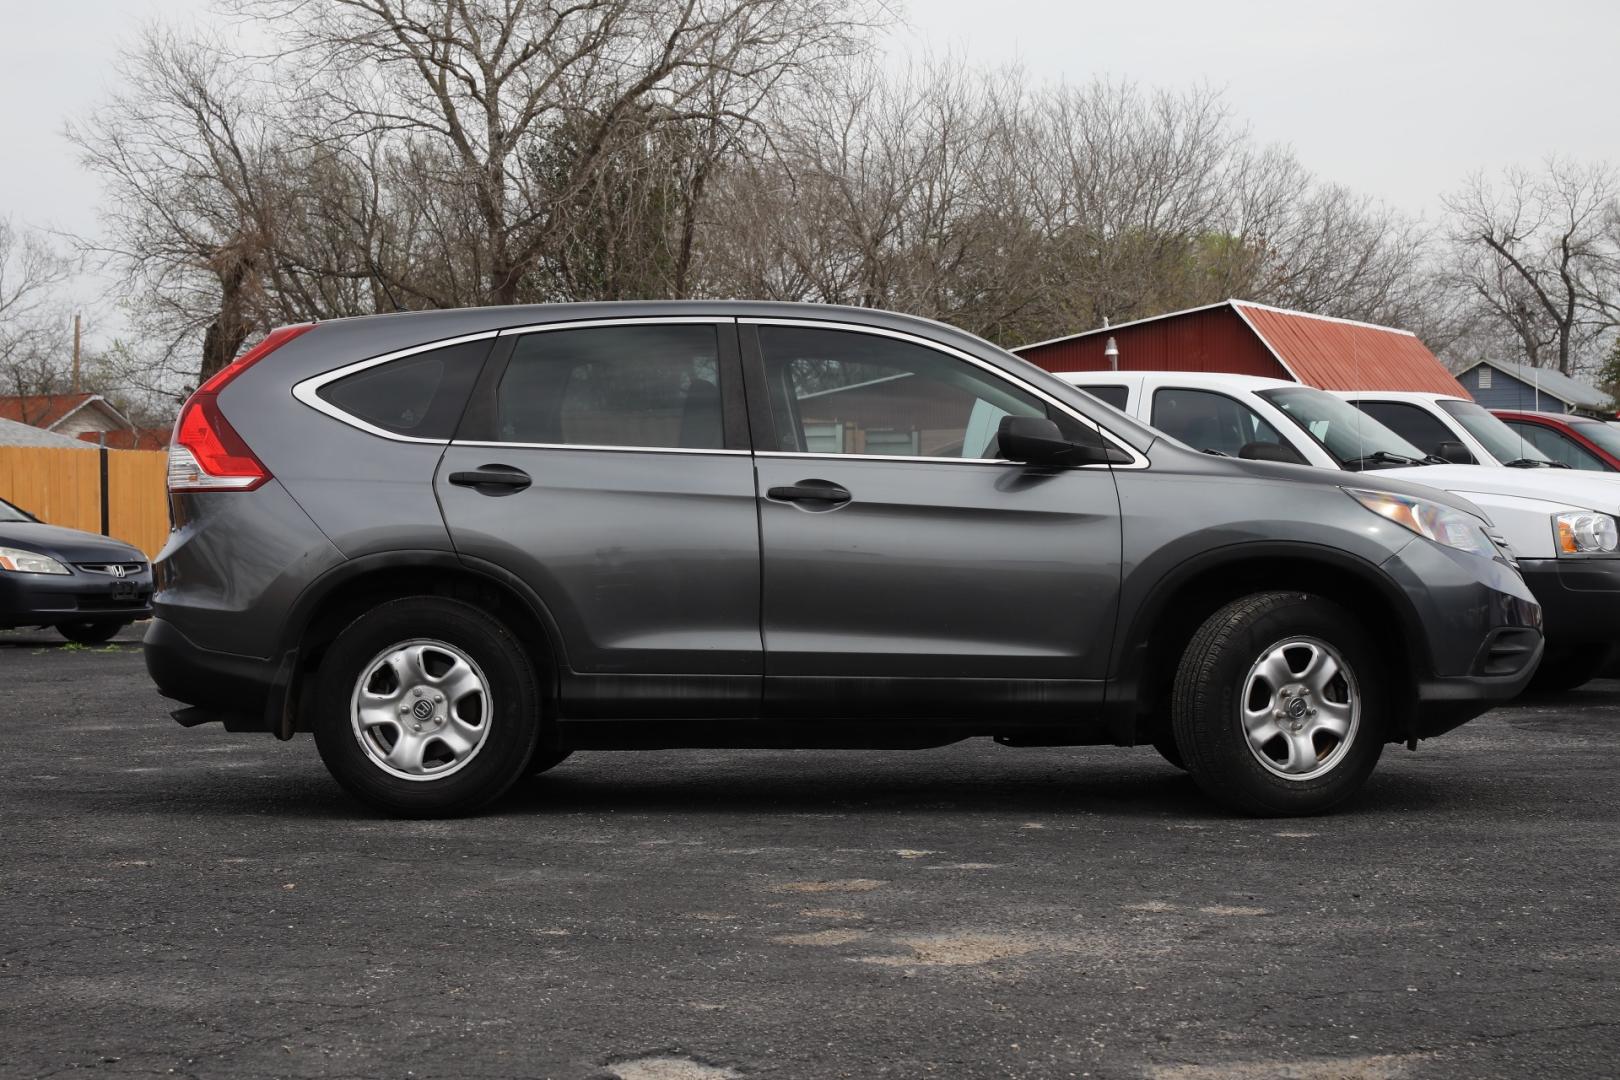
1570, 420, 1620, 459
1436, 399, 1553, 464
1257, 387, 1427, 467
0, 498, 34, 523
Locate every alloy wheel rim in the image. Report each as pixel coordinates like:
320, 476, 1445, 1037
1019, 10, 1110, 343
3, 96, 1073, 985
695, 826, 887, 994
350, 639, 492, 781
1239, 636, 1359, 781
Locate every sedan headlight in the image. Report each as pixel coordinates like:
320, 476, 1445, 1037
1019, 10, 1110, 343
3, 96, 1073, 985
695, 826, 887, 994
1345, 488, 1491, 554
1554, 511, 1620, 555
0, 546, 71, 575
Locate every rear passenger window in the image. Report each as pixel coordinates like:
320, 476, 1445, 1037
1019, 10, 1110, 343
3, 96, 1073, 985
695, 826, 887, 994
496, 324, 723, 449
1078, 385, 1129, 410
317, 339, 489, 439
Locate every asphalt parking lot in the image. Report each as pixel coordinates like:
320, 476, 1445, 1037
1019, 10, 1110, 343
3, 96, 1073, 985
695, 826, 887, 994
3, 626, 1617, 1080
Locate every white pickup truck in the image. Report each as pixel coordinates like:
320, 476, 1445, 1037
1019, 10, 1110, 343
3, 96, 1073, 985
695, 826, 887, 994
1061, 370, 1620, 690
1334, 389, 1582, 469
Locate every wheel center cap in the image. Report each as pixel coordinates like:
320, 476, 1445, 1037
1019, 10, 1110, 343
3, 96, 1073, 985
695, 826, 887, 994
1285, 697, 1308, 720
410, 698, 436, 722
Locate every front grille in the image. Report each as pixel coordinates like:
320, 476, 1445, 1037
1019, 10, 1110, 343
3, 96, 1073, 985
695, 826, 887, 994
75, 562, 146, 576
1475, 628, 1540, 677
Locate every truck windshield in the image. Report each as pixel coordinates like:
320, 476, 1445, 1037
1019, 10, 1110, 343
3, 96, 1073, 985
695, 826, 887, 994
1258, 386, 1428, 469
1436, 399, 1554, 466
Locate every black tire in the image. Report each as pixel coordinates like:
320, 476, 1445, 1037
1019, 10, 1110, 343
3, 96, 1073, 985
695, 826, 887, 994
1149, 728, 1186, 770
312, 596, 541, 817
1172, 592, 1385, 816
1526, 644, 1609, 694
529, 749, 573, 775
57, 620, 126, 645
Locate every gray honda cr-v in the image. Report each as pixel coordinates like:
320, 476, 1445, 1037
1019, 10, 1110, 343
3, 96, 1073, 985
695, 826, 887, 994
145, 302, 1542, 817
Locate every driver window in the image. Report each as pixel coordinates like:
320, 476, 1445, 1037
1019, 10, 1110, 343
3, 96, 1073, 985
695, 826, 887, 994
1151, 387, 1290, 458
756, 325, 1054, 458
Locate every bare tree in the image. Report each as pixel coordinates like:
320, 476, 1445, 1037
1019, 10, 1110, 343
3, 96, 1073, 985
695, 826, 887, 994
1441, 159, 1620, 374
0, 218, 75, 415
235, 0, 883, 305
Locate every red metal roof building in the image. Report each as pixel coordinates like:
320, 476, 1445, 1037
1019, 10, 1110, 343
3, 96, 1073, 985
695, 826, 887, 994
1013, 300, 1469, 397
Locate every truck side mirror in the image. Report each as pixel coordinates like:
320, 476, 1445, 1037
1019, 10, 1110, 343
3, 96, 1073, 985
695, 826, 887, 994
1435, 440, 1472, 464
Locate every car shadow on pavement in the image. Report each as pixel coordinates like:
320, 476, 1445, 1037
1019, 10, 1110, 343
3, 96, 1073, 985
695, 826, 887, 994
49, 744, 1512, 823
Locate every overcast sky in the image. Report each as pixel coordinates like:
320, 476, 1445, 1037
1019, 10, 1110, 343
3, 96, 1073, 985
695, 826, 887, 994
3, 0, 1616, 314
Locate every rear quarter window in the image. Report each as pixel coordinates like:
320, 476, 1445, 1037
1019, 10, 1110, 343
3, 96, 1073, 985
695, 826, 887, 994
317, 339, 490, 439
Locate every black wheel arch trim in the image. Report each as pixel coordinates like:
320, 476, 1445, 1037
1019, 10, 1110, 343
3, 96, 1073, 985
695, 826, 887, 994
272, 549, 570, 729
1104, 539, 1431, 742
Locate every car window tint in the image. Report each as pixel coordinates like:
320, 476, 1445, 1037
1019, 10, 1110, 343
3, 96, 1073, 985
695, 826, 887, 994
1502, 421, 1607, 470
318, 339, 488, 439
1353, 402, 1472, 462
497, 325, 723, 449
1077, 385, 1129, 410
1149, 387, 1289, 457
756, 326, 1051, 458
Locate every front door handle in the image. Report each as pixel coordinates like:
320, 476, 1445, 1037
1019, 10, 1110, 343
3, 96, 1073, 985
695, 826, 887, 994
448, 465, 532, 495
767, 480, 851, 505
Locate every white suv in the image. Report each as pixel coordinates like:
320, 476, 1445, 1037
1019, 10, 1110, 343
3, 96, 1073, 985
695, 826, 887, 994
1062, 371, 1620, 691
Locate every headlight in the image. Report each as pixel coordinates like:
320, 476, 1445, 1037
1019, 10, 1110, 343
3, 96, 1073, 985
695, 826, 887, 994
1345, 488, 1491, 554
0, 546, 71, 575
1554, 511, 1620, 555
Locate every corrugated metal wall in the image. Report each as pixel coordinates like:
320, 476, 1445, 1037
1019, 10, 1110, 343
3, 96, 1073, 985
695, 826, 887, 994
1017, 307, 1286, 378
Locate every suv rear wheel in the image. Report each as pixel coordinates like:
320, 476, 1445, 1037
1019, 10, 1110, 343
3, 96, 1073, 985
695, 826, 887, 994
1172, 592, 1384, 816
312, 597, 541, 817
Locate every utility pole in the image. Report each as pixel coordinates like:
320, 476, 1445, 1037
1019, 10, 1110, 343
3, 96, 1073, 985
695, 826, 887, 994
71, 313, 82, 394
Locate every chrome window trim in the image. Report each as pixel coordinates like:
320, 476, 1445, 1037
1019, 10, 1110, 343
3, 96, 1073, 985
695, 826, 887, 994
292, 317, 734, 447
743, 317, 1149, 469
292, 330, 503, 445
452, 441, 748, 456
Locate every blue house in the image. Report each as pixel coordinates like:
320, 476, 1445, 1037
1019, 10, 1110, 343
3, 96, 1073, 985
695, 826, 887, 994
1455, 358, 1613, 417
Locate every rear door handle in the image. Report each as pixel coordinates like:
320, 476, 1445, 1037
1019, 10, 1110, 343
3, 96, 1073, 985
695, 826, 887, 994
448, 465, 532, 495
767, 480, 851, 505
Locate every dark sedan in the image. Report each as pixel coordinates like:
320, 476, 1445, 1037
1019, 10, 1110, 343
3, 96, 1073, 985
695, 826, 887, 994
0, 497, 153, 643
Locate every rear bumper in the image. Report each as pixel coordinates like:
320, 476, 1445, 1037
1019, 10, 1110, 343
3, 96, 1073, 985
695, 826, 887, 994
144, 617, 286, 733
1516, 557, 1620, 645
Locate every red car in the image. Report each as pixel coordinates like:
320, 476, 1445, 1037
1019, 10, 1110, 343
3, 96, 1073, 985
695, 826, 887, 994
1492, 410, 1620, 471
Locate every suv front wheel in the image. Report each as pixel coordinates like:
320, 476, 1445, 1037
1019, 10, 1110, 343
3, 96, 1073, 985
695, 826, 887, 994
313, 597, 541, 817
1171, 592, 1385, 816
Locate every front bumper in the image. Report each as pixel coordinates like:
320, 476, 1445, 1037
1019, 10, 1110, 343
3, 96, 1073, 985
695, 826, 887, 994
1383, 538, 1543, 739
0, 568, 153, 628
1515, 557, 1620, 645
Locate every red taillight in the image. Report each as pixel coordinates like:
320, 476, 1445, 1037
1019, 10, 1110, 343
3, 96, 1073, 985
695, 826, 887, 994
168, 323, 315, 493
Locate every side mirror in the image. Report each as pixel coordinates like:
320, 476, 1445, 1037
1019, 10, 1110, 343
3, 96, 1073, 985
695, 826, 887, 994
997, 415, 1126, 467
1434, 440, 1472, 464
1238, 441, 1307, 465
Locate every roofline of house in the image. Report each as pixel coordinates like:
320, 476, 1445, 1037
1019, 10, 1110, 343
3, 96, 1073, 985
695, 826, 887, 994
1012, 298, 1420, 355
43, 395, 135, 433
1462, 356, 1608, 407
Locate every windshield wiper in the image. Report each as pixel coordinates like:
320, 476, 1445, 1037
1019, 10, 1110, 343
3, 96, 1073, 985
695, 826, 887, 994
1199, 447, 1231, 457
1502, 458, 1570, 469
1344, 450, 1423, 469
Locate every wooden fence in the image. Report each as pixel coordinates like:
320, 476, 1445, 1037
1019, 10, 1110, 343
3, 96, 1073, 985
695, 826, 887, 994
0, 446, 171, 558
